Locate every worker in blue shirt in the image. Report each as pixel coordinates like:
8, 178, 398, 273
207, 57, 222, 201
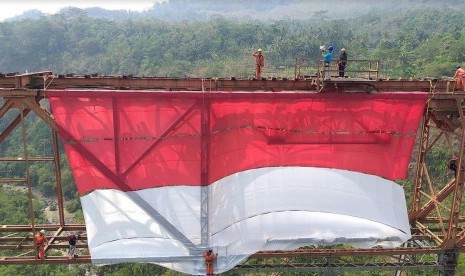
321, 45, 334, 80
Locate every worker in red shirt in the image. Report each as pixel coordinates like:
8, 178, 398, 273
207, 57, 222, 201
34, 229, 48, 259
203, 249, 217, 275
454, 65, 465, 92
252, 49, 265, 79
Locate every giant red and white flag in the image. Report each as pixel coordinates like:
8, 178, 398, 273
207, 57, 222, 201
48, 90, 427, 274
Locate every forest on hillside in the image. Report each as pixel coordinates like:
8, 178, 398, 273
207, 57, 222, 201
0, 5, 465, 79
0, 1, 464, 275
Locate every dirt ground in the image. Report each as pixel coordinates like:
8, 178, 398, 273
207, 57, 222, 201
43, 204, 75, 224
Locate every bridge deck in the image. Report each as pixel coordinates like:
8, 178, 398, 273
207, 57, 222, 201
0, 71, 460, 94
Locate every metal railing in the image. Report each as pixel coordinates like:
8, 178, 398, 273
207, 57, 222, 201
294, 58, 380, 81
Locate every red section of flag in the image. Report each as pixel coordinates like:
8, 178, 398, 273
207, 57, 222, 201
47, 91, 427, 194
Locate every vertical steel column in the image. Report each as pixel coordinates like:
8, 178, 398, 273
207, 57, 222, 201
0, 109, 31, 144
316, 61, 321, 89
200, 96, 211, 247
410, 114, 429, 217
52, 130, 65, 226
20, 103, 36, 255
438, 250, 458, 276
443, 98, 465, 246
112, 97, 121, 175
294, 58, 298, 79
368, 61, 372, 80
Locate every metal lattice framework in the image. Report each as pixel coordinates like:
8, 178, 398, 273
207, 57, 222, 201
0, 71, 464, 275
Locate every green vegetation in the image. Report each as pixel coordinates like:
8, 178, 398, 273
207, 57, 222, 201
0, 7, 464, 78
0, 186, 44, 225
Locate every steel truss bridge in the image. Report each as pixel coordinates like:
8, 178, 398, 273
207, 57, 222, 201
0, 71, 464, 275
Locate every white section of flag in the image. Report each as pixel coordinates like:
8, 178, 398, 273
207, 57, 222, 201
81, 167, 411, 275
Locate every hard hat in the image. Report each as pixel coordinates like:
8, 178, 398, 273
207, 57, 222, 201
39, 229, 45, 235
319, 45, 326, 51
327, 45, 334, 52
257, 48, 262, 52
341, 48, 346, 52
457, 65, 461, 69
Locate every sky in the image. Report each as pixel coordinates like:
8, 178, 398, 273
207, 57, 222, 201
0, 0, 163, 21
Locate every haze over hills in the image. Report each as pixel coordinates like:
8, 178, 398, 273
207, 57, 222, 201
5, 0, 465, 22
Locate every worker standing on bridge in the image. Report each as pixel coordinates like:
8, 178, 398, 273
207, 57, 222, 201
68, 231, 81, 260
321, 45, 334, 80
252, 49, 265, 79
34, 229, 48, 259
203, 249, 217, 275
448, 156, 458, 177
337, 48, 348, 78
454, 65, 465, 92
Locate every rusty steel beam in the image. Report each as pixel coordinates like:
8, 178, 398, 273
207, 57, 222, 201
0, 108, 30, 144
0, 236, 86, 242
44, 227, 63, 253
40, 76, 316, 91
0, 247, 447, 265
377, 80, 446, 93
0, 74, 462, 94
0, 89, 40, 97
0, 178, 26, 183
415, 221, 444, 245
0, 80, 15, 89
0, 86, 461, 99
112, 97, 122, 175
200, 97, 211, 246
410, 114, 429, 217
58, 125, 126, 187
0, 244, 88, 250
420, 217, 465, 223
409, 179, 456, 221
0, 225, 86, 232
14, 71, 53, 89
442, 98, 465, 249
443, 98, 465, 248
408, 94, 465, 256
0, 256, 91, 265
452, 229, 465, 247
51, 131, 65, 226
0, 99, 13, 118
0, 157, 55, 162
33, 77, 452, 92
19, 105, 37, 258
21, 97, 56, 131
251, 247, 449, 258
0, 247, 451, 266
